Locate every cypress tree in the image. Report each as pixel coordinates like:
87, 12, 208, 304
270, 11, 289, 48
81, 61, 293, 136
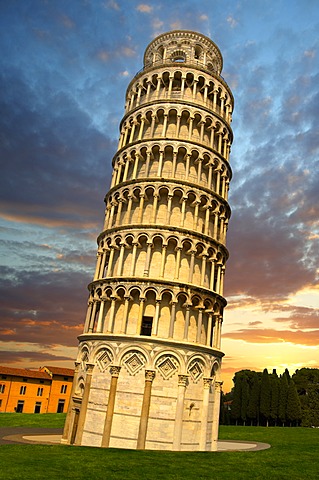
279, 372, 289, 426
241, 376, 249, 425
270, 372, 280, 426
247, 371, 260, 426
286, 380, 302, 426
260, 368, 271, 426
231, 373, 242, 425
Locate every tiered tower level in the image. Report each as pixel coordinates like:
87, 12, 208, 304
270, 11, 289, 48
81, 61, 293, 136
63, 30, 234, 451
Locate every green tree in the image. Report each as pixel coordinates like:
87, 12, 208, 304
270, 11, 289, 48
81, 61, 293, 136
286, 380, 302, 426
247, 371, 260, 426
293, 368, 319, 427
279, 372, 289, 426
270, 371, 280, 426
241, 376, 249, 425
259, 368, 271, 426
231, 373, 242, 425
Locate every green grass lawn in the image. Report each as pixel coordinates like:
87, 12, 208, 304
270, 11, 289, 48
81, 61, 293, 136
0, 413, 66, 428
0, 414, 318, 480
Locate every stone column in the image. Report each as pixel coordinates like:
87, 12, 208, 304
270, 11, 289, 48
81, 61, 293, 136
74, 363, 95, 445
122, 124, 129, 147
138, 117, 145, 140
129, 120, 137, 143
137, 193, 145, 223
94, 252, 103, 280
181, 197, 187, 227
188, 117, 194, 141
211, 380, 223, 451
166, 195, 173, 223
168, 300, 176, 338
152, 299, 161, 336
130, 242, 138, 276
159, 244, 167, 278
117, 242, 126, 276
146, 81, 151, 100
216, 263, 222, 294
150, 113, 156, 136
151, 193, 159, 223
136, 85, 142, 106
199, 121, 205, 143
121, 296, 131, 333
209, 258, 216, 291
83, 301, 93, 333
116, 161, 123, 184
115, 199, 123, 226
172, 375, 188, 450
106, 247, 115, 276
126, 194, 133, 222
107, 202, 116, 229
107, 296, 117, 333
193, 201, 199, 230
175, 115, 181, 139
145, 150, 151, 176
144, 241, 153, 277
188, 250, 196, 283
96, 299, 106, 333
101, 366, 121, 448
210, 126, 215, 149
200, 254, 207, 285
61, 361, 80, 444
208, 163, 213, 189
183, 305, 191, 341
185, 153, 191, 179
132, 154, 139, 179
88, 301, 98, 332
174, 246, 182, 280
206, 313, 213, 347
122, 156, 130, 181
197, 157, 203, 181
220, 267, 225, 296
99, 250, 108, 278
180, 75, 186, 96
204, 207, 210, 236
199, 377, 212, 450
161, 114, 168, 137
136, 370, 156, 449
196, 308, 203, 343
136, 297, 145, 334
213, 212, 219, 238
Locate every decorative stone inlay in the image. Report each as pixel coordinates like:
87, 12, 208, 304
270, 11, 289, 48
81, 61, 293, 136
96, 349, 113, 372
156, 355, 179, 380
188, 359, 204, 383
123, 351, 146, 375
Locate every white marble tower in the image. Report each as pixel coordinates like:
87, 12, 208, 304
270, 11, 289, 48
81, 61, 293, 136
62, 30, 234, 451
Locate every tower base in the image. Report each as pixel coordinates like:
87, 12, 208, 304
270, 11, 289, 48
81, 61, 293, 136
63, 335, 223, 451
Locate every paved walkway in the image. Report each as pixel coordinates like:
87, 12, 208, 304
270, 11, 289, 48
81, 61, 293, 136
0, 428, 270, 451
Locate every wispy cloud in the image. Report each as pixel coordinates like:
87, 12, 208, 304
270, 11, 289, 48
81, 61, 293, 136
136, 4, 153, 13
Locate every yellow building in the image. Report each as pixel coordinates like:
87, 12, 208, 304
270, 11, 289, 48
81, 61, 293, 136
0, 365, 74, 414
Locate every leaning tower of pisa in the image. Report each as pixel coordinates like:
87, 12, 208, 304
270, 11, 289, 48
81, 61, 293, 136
62, 30, 234, 451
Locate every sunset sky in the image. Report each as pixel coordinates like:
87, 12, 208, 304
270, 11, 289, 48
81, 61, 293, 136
1, 0, 318, 392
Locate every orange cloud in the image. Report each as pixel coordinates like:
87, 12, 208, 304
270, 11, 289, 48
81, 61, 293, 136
223, 328, 319, 346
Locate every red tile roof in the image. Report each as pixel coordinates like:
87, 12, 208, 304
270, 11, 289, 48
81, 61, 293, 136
0, 366, 50, 380
40, 366, 74, 377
